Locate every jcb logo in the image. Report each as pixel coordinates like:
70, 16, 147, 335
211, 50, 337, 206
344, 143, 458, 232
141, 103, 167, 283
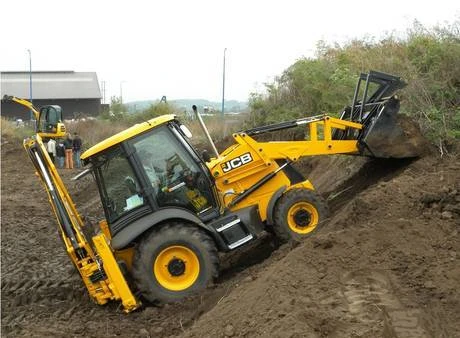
221, 153, 253, 173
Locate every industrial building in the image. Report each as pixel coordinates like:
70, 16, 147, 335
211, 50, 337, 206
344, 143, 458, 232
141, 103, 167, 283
1, 71, 102, 120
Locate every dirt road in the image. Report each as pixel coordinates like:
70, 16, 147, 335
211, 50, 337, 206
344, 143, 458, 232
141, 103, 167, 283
1, 136, 459, 337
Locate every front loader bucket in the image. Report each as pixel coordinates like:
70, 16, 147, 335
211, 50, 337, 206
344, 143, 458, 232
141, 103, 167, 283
358, 97, 426, 158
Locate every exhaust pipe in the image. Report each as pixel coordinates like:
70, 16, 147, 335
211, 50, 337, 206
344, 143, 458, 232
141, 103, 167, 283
192, 105, 220, 159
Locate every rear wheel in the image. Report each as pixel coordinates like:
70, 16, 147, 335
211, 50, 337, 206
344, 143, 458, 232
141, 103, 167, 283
132, 222, 219, 303
273, 188, 329, 242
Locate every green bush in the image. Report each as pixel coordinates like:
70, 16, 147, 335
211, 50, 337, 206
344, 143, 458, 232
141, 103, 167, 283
127, 102, 177, 124
247, 20, 460, 143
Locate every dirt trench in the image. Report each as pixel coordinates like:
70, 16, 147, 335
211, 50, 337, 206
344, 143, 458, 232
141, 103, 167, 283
1, 136, 459, 338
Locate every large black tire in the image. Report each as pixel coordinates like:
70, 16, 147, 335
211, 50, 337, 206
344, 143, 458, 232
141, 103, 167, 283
131, 222, 219, 303
273, 188, 329, 242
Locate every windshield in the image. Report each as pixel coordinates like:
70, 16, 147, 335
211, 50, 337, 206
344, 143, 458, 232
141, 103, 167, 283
39, 106, 62, 132
133, 126, 215, 214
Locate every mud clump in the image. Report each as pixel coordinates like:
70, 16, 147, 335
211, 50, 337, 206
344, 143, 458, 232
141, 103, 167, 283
420, 186, 460, 220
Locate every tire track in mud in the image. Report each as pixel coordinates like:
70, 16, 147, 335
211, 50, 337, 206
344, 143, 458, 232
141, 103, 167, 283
1, 274, 89, 335
326, 157, 448, 337
2, 275, 85, 306
341, 269, 448, 338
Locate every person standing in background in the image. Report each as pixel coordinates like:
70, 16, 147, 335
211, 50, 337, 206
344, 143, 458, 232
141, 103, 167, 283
56, 139, 66, 168
72, 132, 83, 168
64, 133, 74, 169
47, 138, 56, 163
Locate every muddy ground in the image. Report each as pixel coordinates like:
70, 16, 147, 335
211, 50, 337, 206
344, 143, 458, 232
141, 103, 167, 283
1, 135, 459, 338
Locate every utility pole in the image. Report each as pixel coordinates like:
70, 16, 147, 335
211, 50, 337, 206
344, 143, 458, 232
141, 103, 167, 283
221, 48, 227, 119
27, 49, 33, 121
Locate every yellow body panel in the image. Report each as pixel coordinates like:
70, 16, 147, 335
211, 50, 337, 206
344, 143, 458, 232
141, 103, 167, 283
114, 247, 135, 271
92, 235, 140, 312
81, 114, 176, 159
288, 180, 315, 191
38, 122, 67, 139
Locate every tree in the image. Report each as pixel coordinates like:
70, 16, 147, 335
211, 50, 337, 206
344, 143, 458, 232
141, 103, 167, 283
109, 96, 126, 119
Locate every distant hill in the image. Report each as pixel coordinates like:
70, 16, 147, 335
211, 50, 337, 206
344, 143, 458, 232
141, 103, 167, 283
125, 99, 248, 114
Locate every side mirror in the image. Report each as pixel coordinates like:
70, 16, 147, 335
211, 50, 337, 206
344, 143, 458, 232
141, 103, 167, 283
202, 150, 211, 163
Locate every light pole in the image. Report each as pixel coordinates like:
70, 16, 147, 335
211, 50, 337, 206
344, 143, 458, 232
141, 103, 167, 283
120, 81, 126, 104
221, 48, 227, 119
27, 49, 33, 121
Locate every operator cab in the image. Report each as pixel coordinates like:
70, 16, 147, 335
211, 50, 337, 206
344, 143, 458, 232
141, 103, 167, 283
82, 116, 220, 237
38, 105, 66, 138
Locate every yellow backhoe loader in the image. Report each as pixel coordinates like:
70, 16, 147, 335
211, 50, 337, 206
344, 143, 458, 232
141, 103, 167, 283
5, 70, 425, 312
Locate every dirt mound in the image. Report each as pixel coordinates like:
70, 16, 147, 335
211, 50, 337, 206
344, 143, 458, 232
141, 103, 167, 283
1, 136, 459, 337
178, 153, 459, 338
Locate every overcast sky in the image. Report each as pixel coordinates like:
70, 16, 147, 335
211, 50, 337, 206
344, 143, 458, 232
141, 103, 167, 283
1, 0, 458, 103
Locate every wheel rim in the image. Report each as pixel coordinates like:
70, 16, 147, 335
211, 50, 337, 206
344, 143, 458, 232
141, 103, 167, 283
154, 245, 200, 291
287, 202, 319, 234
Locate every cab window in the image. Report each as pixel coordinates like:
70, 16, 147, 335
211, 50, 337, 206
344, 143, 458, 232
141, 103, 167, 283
97, 147, 146, 223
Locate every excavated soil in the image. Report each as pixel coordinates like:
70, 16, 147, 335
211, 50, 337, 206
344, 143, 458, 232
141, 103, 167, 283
1, 135, 459, 338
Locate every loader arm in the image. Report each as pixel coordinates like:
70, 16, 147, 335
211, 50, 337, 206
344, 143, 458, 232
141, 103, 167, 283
209, 114, 363, 179
23, 134, 140, 312
240, 115, 363, 160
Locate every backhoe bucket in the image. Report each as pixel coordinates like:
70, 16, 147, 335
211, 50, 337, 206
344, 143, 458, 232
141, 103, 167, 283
358, 97, 426, 158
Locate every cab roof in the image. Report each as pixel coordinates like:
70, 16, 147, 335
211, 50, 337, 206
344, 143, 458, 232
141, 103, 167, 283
81, 114, 176, 160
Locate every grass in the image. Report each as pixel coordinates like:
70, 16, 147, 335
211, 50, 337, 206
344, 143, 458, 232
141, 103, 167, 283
0, 117, 35, 142
55, 113, 248, 153
65, 119, 129, 151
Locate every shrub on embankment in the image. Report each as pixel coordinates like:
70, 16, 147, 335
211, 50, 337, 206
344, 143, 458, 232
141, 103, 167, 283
246, 20, 460, 149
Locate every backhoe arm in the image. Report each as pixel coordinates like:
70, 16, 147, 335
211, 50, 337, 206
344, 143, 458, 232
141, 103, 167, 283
3, 95, 40, 120
23, 135, 140, 312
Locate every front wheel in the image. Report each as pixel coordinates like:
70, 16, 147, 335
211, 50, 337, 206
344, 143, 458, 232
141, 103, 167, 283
132, 222, 219, 303
273, 188, 329, 242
